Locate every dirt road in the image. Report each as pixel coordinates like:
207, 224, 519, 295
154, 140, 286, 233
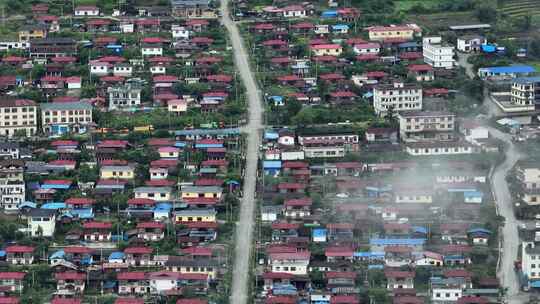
221, 0, 264, 303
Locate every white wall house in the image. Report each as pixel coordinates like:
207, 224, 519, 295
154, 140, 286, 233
74, 6, 100, 16
353, 43, 380, 55
141, 45, 163, 56
89, 61, 110, 76
171, 25, 189, 39
373, 82, 423, 115
423, 36, 455, 69
113, 65, 133, 77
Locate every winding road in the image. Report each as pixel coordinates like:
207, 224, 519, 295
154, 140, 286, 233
221, 0, 264, 303
457, 53, 527, 302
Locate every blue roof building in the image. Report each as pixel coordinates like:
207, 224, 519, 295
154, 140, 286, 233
41, 202, 66, 210
478, 65, 536, 79
321, 10, 338, 18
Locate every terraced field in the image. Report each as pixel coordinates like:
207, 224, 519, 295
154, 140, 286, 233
500, 0, 540, 17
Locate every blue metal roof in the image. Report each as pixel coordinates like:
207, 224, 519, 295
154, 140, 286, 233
312, 228, 327, 237
370, 238, 426, 246
154, 203, 172, 211
481, 65, 536, 74
19, 201, 37, 209
321, 10, 337, 17
103, 280, 117, 289
109, 252, 125, 260
41, 202, 66, 209
468, 228, 492, 234
49, 250, 65, 260
264, 161, 282, 169
354, 251, 385, 258
70, 208, 94, 219
174, 142, 186, 148
41, 184, 70, 190
530, 280, 540, 288
413, 226, 428, 234
332, 24, 349, 30
264, 130, 279, 140
514, 77, 540, 84
464, 191, 483, 197
195, 143, 223, 149
173, 127, 240, 136
368, 264, 384, 269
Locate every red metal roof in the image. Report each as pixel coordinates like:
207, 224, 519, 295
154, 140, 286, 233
330, 91, 357, 98
384, 270, 414, 278
253, 23, 274, 30
115, 298, 144, 304
185, 19, 209, 26
277, 75, 301, 82
457, 296, 488, 304
128, 198, 156, 206
408, 64, 433, 72
51, 299, 82, 304
399, 52, 423, 60
326, 223, 354, 229
271, 57, 291, 64
271, 222, 299, 230
0, 297, 19, 304
83, 221, 112, 229
325, 246, 354, 257
5, 246, 34, 253
265, 296, 297, 304
181, 246, 212, 256
330, 295, 360, 304
63, 246, 92, 254
145, 180, 175, 187
0, 272, 25, 280
150, 159, 178, 168
55, 272, 85, 281
65, 198, 96, 205
443, 269, 472, 278
153, 74, 179, 82
98, 56, 125, 63
176, 300, 208, 304
206, 74, 232, 82
177, 221, 218, 229
284, 197, 312, 207
194, 178, 223, 187
319, 73, 345, 81
346, 38, 367, 45
291, 22, 313, 29
261, 272, 294, 280
117, 271, 147, 280
282, 161, 308, 169
51, 56, 77, 63
97, 140, 128, 149
124, 246, 153, 254
325, 271, 356, 279
136, 221, 165, 229
311, 44, 342, 50
277, 183, 306, 190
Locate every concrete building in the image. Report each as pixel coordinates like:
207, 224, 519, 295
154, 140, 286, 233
423, 36, 455, 69
516, 160, 540, 206
0, 98, 38, 137
108, 82, 142, 110
40, 101, 93, 136
511, 77, 540, 107
28, 208, 56, 237
373, 82, 422, 116
398, 111, 456, 142
456, 35, 486, 53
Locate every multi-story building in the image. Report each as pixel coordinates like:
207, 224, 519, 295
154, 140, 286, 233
398, 111, 456, 142
429, 277, 464, 302
423, 36, 455, 69
170, 0, 215, 19
516, 160, 540, 206
40, 101, 93, 136
297, 128, 359, 158
29, 38, 77, 58
0, 143, 20, 159
373, 82, 423, 116
521, 223, 540, 289
0, 160, 25, 212
511, 77, 540, 107
0, 98, 38, 137
367, 25, 418, 41
107, 83, 142, 110
456, 35, 486, 53
18, 24, 48, 42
